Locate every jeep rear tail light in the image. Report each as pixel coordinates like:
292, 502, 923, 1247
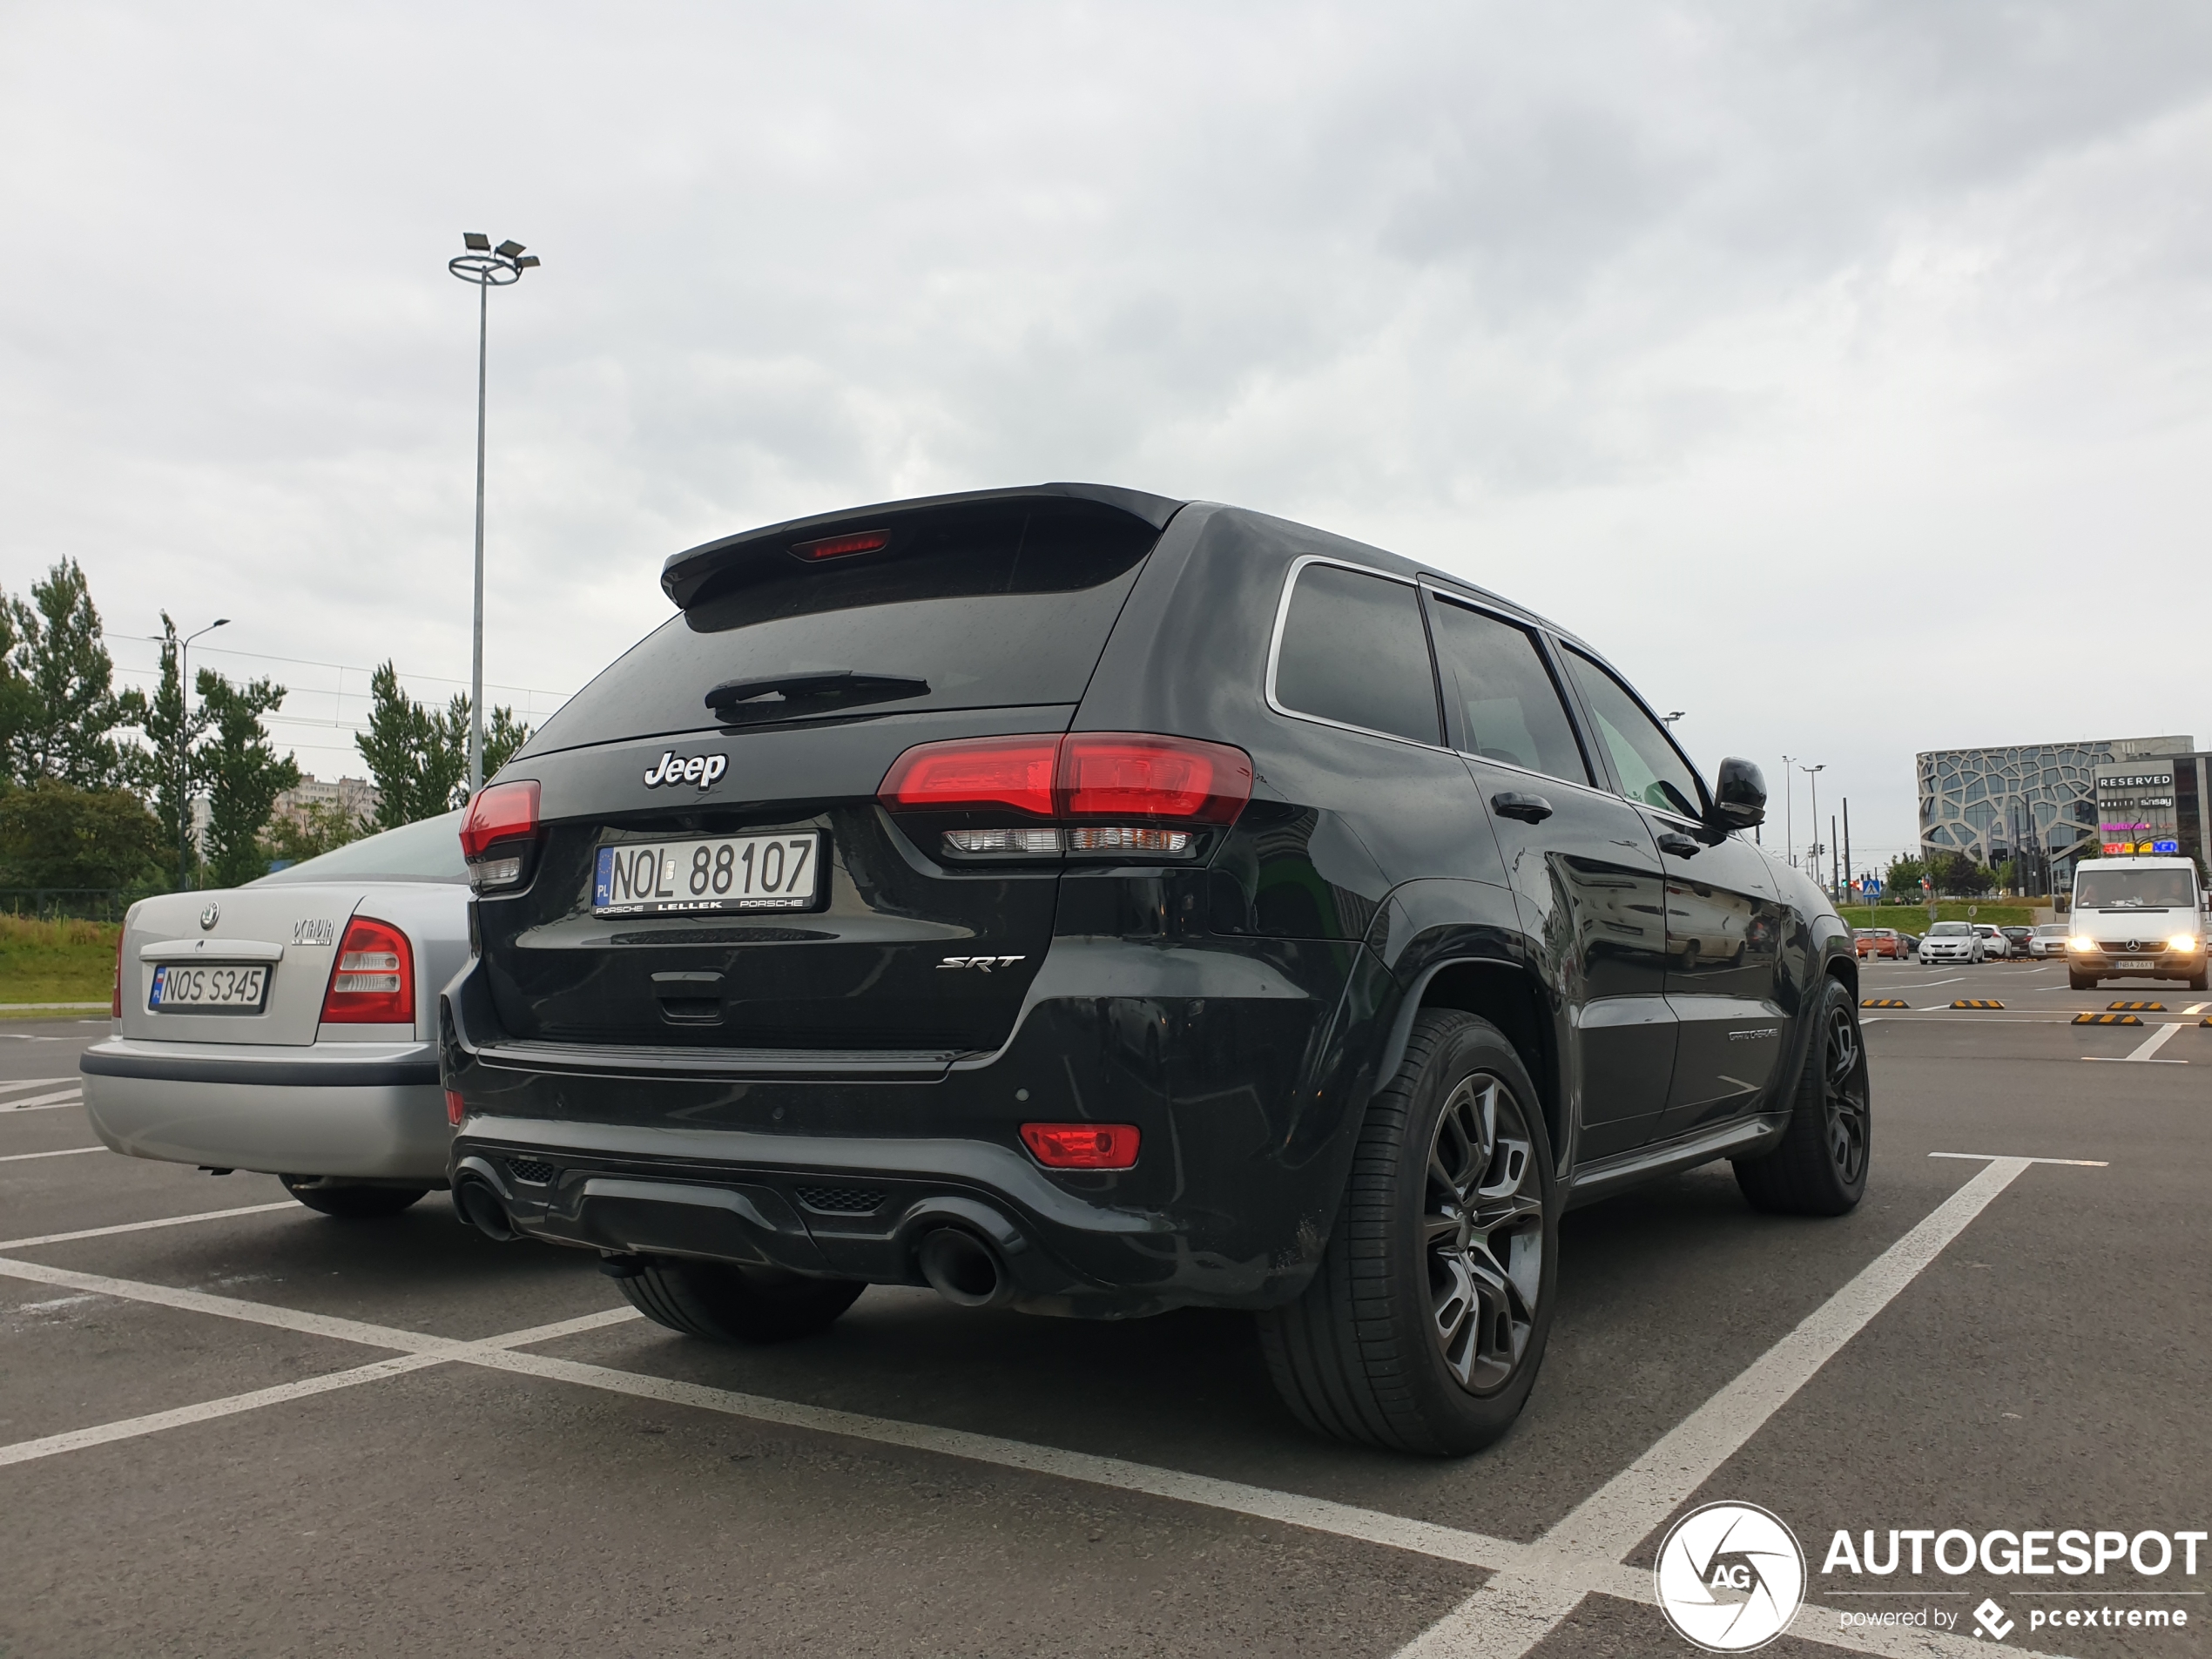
460, 779, 540, 892
879, 737, 1058, 818
320, 916, 415, 1026
1057, 734, 1252, 824
1021, 1123, 1141, 1170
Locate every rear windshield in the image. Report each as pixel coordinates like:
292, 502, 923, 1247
520, 500, 1160, 756
2075, 868, 2197, 909
251, 813, 468, 886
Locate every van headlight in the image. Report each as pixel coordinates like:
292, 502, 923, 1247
2169, 933, 2199, 953
2067, 935, 2096, 952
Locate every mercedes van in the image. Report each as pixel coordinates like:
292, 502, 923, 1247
2066, 856, 2207, 990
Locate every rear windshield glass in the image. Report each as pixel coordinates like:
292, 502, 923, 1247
2075, 867, 2197, 909
250, 813, 468, 886
520, 501, 1159, 756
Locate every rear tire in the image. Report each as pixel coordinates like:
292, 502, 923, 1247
620, 1258, 865, 1343
2069, 970, 2095, 992
1258, 1009, 1558, 1457
1733, 977, 1870, 1217
279, 1177, 427, 1219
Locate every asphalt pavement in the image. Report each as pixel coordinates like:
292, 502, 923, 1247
1, 965, 2204, 1659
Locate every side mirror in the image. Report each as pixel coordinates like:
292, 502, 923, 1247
1708, 757, 1766, 833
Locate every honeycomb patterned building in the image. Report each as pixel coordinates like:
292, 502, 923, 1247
1917, 735, 2195, 876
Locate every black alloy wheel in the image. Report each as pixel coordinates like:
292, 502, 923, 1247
1424, 1074, 1545, 1396
1258, 1009, 1559, 1455
1733, 976, 1871, 1217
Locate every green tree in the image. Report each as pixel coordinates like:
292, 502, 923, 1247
5, 560, 140, 789
195, 670, 300, 888
0, 597, 39, 779
0, 780, 163, 889
263, 799, 365, 866
1884, 856, 1926, 901
1931, 850, 1994, 896
354, 663, 531, 824
482, 702, 533, 779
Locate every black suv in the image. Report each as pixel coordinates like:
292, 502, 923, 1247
443, 483, 1866, 1455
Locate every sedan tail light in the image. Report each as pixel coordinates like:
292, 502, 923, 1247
460, 779, 540, 892
320, 915, 415, 1026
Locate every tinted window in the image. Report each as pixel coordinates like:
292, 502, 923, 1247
521, 502, 1158, 756
1272, 563, 1440, 744
2075, 867, 2197, 908
1562, 648, 1703, 819
1427, 597, 1589, 783
251, 813, 468, 886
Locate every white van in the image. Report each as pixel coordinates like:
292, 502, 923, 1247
2066, 856, 2207, 991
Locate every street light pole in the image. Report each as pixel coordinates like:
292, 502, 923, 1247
1800, 763, 1826, 895
1781, 755, 1796, 867
446, 233, 540, 797
178, 617, 229, 890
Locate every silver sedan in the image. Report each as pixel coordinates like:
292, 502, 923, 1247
80, 813, 469, 1218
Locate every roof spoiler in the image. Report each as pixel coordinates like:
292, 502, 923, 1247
659, 482, 1184, 610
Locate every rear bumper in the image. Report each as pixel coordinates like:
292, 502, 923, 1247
441, 936, 1381, 1318
80, 1038, 448, 1181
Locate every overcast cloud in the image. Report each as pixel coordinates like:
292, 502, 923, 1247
3, 1, 2209, 866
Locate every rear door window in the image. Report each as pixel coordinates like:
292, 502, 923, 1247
1271, 563, 1441, 745
1425, 595, 1591, 784
520, 500, 1160, 757
1561, 647, 1705, 821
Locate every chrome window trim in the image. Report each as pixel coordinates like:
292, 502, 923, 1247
1263, 554, 1452, 752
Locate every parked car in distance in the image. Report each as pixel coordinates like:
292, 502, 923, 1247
2000, 925, 2033, 958
1919, 921, 1984, 963
2026, 922, 2071, 959
1973, 923, 2009, 959
441, 482, 1870, 1458
1854, 928, 1903, 960
80, 813, 469, 1217
1894, 931, 1920, 957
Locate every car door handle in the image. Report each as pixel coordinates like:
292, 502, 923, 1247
1491, 792, 1554, 824
1656, 832, 1701, 859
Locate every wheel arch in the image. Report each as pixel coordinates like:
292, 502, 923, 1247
1376, 957, 1564, 1168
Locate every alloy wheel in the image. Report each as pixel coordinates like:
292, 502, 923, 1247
1424, 1074, 1545, 1395
1823, 1003, 1870, 1185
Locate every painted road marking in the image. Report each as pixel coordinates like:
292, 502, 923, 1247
0, 1088, 85, 1112
0, 1201, 295, 1251
0, 1145, 106, 1163
0, 1078, 72, 1096
2080, 1021, 2188, 1064
1394, 1155, 2078, 1659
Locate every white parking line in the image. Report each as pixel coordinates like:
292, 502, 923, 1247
0, 1077, 72, 1096
0, 1201, 296, 1251
0, 1145, 106, 1163
0, 1088, 84, 1112
1395, 1154, 2072, 1659
2079, 1022, 2188, 1064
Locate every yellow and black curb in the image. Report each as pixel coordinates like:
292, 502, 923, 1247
2074, 1012, 2142, 1026
2107, 1001, 2166, 1012
1950, 999, 2005, 1009
1861, 998, 1910, 1009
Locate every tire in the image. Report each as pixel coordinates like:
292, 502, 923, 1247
2189, 970, 2209, 992
1732, 978, 1870, 1217
2068, 970, 2095, 992
1258, 1009, 1558, 1456
279, 1177, 427, 1218
619, 1257, 865, 1343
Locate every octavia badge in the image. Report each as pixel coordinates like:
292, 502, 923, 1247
199, 902, 220, 931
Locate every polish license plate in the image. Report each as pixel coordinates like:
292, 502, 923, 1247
149, 963, 269, 1011
593, 833, 821, 915
2115, 958, 2154, 970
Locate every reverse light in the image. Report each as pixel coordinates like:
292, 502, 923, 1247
943, 827, 1063, 854
460, 779, 540, 892
791, 529, 892, 561
1065, 826, 1191, 853
320, 915, 415, 1026
1020, 1122, 1141, 1170
2169, 934, 2199, 953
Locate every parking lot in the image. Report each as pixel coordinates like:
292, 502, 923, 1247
3, 962, 2205, 1659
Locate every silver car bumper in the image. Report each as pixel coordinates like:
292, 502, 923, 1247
80, 1037, 448, 1182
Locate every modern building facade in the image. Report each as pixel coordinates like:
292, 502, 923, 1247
1917, 735, 2197, 880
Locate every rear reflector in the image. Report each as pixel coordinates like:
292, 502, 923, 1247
445, 1089, 466, 1128
880, 733, 1251, 828
1020, 1123, 1141, 1170
461, 779, 540, 860
791, 529, 892, 561
320, 915, 415, 1026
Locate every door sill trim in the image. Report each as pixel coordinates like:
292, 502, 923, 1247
1566, 1111, 1789, 1205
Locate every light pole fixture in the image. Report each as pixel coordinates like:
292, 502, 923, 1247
1662, 711, 1685, 726
179, 617, 229, 889
447, 232, 541, 796
1799, 763, 1827, 895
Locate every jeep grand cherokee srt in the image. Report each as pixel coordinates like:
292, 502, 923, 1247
442, 483, 1867, 1455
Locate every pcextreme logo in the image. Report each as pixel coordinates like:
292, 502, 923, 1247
1654, 1502, 1807, 1652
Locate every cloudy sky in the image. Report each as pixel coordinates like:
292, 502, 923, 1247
3, 2, 2209, 870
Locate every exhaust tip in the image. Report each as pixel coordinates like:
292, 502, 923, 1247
455, 1176, 519, 1242
916, 1227, 1013, 1309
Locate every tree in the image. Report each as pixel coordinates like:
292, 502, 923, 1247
126, 613, 214, 888
0, 597, 38, 778
195, 670, 300, 888
1931, 850, 1994, 896
264, 799, 365, 866
0, 780, 163, 889
354, 661, 532, 826
5, 560, 140, 790
1884, 856, 1926, 901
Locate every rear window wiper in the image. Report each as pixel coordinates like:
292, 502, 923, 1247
705, 670, 930, 725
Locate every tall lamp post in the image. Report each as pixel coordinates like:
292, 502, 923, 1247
1781, 754, 1797, 867
446, 233, 540, 796
178, 617, 229, 889
1799, 762, 1827, 896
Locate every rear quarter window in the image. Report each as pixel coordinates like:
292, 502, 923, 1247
521, 500, 1160, 756
1271, 562, 1440, 745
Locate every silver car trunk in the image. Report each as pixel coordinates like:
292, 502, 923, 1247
119, 886, 366, 1047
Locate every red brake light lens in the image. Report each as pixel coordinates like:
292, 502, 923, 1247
460, 779, 540, 860
320, 915, 415, 1026
1058, 734, 1252, 824
1020, 1123, 1141, 1170
792, 529, 891, 561
880, 737, 1059, 818
445, 1089, 467, 1128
